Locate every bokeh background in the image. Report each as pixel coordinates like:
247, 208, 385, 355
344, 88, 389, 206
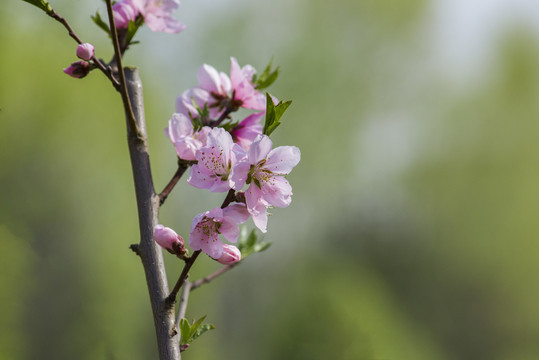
2, 0, 539, 359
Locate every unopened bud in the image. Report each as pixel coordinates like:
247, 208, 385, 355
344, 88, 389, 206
63, 61, 90, 79
76, 43, 95, 61
113, 1, 138, 29
216, 244, 241, 265
154, 224, 188, 258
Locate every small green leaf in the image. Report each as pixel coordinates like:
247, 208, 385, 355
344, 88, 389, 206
253, 242, 271, 253
91, 11, 111, 36
179, 318, 191, 345
125, 16, 144, 46
21, 0, 52, 13
254, 58, 280, 90
263, 93, 292, 136
191, 324, 215, 342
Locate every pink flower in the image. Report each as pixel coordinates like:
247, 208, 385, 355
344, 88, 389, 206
230, 57, 266, 111
63, 61, 90, 79
76, 43, 95, 61
197, 64, 231, 97
113, 0, 185, 33
154, 224, 187, 257
165, 113, 211, 161
230, 112, 264, 150
187, 127, 247, 192
189, 204, 249, 259
216, 244, 241, 265
176, 87, 223, 120
244, 135, 301, 232
113, 0, 138, 28
136, 0, 185, 33
176, 58, 266, 121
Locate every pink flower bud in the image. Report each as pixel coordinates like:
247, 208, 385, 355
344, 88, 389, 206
76, 43, 95, 61
216, 244, 241, 265
63, 61, 90, 79
154, 224, 187, 258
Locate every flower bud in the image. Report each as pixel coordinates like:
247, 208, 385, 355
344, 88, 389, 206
216, 244, 241, 265
76, 43, 95, 61
63, 61, 90, 79
154, 224, 188, 258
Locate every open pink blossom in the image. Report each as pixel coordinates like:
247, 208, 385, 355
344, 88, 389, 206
230, 112, 264, 150
165, 113, 210, 161
113, 0, 139, 28
113, 0, 184, 33
189, 204, 249, 259
244, 135, 301, 232
230, 57, 266, 111
216, 244, 241, 265
187, 127, 248, 192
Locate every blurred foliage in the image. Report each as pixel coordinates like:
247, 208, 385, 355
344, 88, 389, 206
2, 0, 539, 359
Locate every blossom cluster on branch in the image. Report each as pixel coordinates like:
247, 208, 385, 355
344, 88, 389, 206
161, 59, 301, 263
21, 0, 300, 354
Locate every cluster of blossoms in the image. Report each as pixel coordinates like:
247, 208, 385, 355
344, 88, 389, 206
156, 58, 300, 264
63, 43, 95, 79
113, 0, 185, 33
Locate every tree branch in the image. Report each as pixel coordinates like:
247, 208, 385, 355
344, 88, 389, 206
159, 161, 190, 206
190, 263, 239, 291
175, 279, 192, 333
124, 69, 181, 360
167, 251, 201, 304
105, 0, 141, 138
46, 8, 120, 90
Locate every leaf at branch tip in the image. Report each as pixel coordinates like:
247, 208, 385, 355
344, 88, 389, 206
21, 0, 52, 13
179, 316, 215, 347
179, 318, 191, 345
91, 11, 111, 36
237, 226, 271, 258
263, 92, 292, 136
254, 58, 280, 90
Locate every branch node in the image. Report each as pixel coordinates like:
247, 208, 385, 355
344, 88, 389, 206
129, 244, 140, 255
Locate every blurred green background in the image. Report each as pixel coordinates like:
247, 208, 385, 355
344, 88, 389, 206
2, 0, 539, 359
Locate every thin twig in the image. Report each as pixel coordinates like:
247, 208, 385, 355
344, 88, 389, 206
159, 162, 190, 206
105, 0, 141, 138
167, 251, 201, 304
46, 9, 120, 90
166, 189, 237, 304
175, 280, 192, 332
221, 189, 236, 208
190, 263, 239, 291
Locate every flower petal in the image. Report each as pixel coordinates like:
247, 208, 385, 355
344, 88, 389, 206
264, 146, 301, 175
249, 135, 272, 165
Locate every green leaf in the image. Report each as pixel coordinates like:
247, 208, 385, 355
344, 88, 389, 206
179, 318, 191, 345
179, 316, 215, 346
191, 324, 215, 342
263, 93, 292, 136
253, 242, 271, 253
254, 58, 280, 90
91, 11, 111, 36
125, 16, 144, 46
21, 0, 52, 13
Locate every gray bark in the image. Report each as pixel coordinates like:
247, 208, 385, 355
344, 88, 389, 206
124, 68, 181, 360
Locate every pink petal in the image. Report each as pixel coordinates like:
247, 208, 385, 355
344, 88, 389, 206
250, 201, 268, 233
187, 164, 219, 189
248, 135, 273, 165
165, 113, 193, 142
245, 183, 263, 212
198, 64, 223, 94
264, 146, 301, 175
260, 175, 292, 208
223, 203, 250, 224
219, 219, 240, 242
